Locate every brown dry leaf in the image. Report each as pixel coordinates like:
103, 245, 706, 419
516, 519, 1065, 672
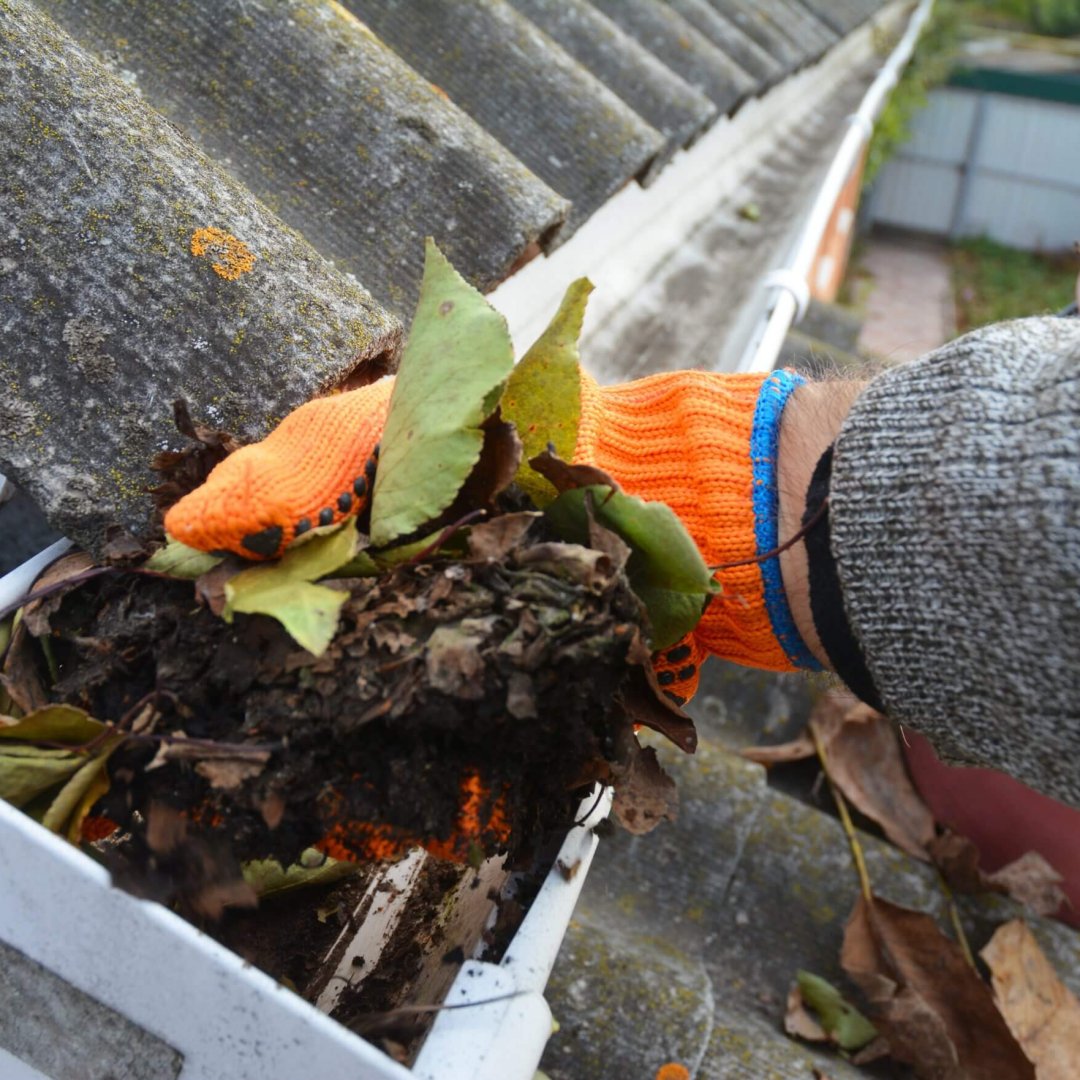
467, 512, 541, 561
515, 542, 617, 592
740, 731, 815, 765
1, 621, 49, 713
528, 448, 621, 495
195, 559, 245, 617
928, 830, 985, 893
100, 526, 150, 566
424, 625, 485, 700
981, 919, 1080, 1079
740, 687, 856, 766
784, 983, 828, 1043
841, 893, 1034, 1079
585, 497, 632, 574
618, 664, 697, 754
610, 741, 678, 835
986, 853, 1068, 919
22, 551, 97, 636
195, 757, 269, 791
818, 701, 935, 860
931, 834, 1068, 918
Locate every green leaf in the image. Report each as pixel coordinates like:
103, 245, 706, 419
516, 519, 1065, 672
42, 742, 118, 839
242, 849, 360, 898
501, 279, 591, 507
796, 970, 878, 1051
146, 537, 224, 578
0, 745, 85, 807
545, 487, 718, 650
0, 704, 105, 744
224, 523, 358, 655
370, 239, 515, 547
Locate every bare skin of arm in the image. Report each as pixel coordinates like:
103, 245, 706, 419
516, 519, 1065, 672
776, 380, 866, 670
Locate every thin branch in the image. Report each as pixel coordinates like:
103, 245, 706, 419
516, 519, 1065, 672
939, 877, 977, 971
710, 497, 829, 571
811, 723, 872, 902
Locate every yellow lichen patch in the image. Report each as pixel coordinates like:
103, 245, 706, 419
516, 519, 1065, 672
190, 226, 256, 281
655, 1064, 691, 1080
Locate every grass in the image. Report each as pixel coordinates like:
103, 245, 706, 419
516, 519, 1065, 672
949, 237, 1078, 331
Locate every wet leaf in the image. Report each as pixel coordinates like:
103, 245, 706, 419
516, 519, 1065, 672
0, 703, 105, 744
529, 450, 620, 496
1, 620, 48, 714
617, 662, 697, 754
610, 741, 678, 835
425, 625, 485, 701
0, 745, 86, 807
224, 523, 358, 656
146, 537, 224, 579
982, 919, 1080, 1079
370, 239, 514, 546
242, 849, 360, 898
794, 970, 878, 1051
467, 512, 541, 561
42, 742, 118, 839
501, 278, 591, 506
22, 551, 97, 635
545, 485, 717, 650
841, 893, 1033, 1079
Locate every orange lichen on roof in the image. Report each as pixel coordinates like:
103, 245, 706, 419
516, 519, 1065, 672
655, 1065, 691, 1080
190, 226, 256, 281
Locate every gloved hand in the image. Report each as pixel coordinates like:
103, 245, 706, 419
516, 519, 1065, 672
165, 367, 820, 706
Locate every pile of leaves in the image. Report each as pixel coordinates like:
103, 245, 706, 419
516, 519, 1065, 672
752, 690, 1080, 1079
0, 241, 714, 914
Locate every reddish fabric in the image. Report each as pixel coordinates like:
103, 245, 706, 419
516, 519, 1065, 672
904, 732, 1080, 928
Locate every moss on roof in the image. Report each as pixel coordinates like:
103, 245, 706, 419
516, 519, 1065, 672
35, 0, 569, 316
0, 0, 402, 550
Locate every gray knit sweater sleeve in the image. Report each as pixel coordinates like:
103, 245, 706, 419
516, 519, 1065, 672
830, 316, 1080, 808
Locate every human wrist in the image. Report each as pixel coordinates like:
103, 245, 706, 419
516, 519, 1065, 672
777, 380, 865, 670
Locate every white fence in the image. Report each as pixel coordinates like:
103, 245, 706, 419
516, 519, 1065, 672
868, 83, 1080, 251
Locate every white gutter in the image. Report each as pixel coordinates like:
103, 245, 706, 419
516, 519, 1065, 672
738, 0, 936, 373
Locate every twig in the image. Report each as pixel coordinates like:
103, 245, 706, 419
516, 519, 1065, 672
811, 723, 872, 902
0, 566, 116, 624
406, 509, 488, 565
710, 498, 829, 571
939, 877, 977, 971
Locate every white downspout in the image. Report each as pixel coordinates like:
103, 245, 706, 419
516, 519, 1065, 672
738, 0, 936, 373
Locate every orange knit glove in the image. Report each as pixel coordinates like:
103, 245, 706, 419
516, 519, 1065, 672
577, 368, 823, 704
165, 368, 820, 690
166, 379, 393, 557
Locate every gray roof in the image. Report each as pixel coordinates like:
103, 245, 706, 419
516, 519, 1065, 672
508, 0, 718, 174
343, 0, 664, 237
590, 0, 757, 113
1, 0, 400, 546
34, 0, 569, 316
2, 0, 891, 551
541, 662, 1080, 1078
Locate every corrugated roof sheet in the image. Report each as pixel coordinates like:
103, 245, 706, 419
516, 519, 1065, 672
1, 0, 401, 547
707, 0, 813, 75
590, 0, 757, 113
2, 0, 894, 550
343, 0, 665, 237
508, 0, 718, 171
36, 0, 569, 316
665, 0, 786, 88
